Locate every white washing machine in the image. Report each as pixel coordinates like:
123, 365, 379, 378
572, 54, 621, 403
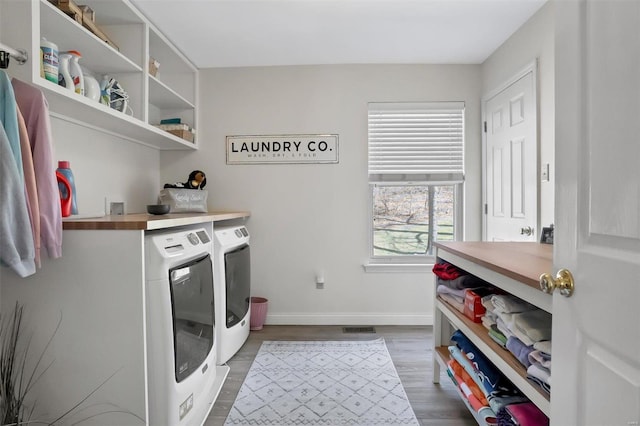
213, 225, 251, 365
145, 224, 229, 425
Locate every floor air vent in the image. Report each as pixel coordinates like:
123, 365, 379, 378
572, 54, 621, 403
342, 326, 376, 333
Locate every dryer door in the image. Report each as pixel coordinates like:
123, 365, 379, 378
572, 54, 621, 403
170, 254, 214, 383
224, 244, 251, 328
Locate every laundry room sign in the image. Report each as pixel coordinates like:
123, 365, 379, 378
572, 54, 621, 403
226, 134, 339, 164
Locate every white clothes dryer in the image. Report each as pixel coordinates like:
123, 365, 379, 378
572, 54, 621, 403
145, 224, 228, 425
213, 225, 251, 365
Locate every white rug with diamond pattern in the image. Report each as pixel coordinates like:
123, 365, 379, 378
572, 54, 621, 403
224, 338, 419, 425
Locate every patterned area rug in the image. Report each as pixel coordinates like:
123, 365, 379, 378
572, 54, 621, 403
224, 338, 419, 425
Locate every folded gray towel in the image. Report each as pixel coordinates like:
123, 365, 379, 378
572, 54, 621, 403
513, 309, 552, 342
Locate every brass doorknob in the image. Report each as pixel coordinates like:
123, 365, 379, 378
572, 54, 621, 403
539, 269, 575, 297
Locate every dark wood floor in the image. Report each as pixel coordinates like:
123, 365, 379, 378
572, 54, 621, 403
205, 325, 476, 426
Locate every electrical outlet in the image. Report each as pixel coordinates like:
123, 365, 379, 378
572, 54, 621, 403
110, 202, 125, 215
316, 271, 325, 289
105, 197, 125, 215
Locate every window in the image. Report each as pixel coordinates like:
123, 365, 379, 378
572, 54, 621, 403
368, 102, 464, 265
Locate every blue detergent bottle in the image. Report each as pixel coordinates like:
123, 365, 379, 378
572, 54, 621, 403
56, 161, 78, 215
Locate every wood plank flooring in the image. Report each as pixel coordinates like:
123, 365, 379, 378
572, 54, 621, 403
205, 325, 476, 426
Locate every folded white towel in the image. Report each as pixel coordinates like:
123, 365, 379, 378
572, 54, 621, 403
495, 310, 516, 328
491, 294, 536, 313
511, 325, 536, 346
481, 295, 496, 311
481, 315, 495, 330
533, 340, 552, 355
436, 285, 465, 303
528, 349, 552, 370
527, 363, 551, 386
484, 310, 498, 322
496, 317, 514, 339
439, 293, 465, 313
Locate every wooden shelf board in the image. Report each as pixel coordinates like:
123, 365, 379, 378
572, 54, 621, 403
434, 242, 551, 290
63, 211, 251, 230
434, 345, 451, 366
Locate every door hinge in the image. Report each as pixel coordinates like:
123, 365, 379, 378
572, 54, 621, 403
483, 121, 487, 133
484, 203, 488, 214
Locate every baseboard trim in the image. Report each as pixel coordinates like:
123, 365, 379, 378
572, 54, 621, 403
265, 313, 433, 326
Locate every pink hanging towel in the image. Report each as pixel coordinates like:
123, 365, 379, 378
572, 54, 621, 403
11, 78, 62, 259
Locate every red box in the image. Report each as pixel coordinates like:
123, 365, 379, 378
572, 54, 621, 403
464, 289, 487, 323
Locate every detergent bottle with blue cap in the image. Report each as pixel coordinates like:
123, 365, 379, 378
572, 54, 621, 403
56, 171, 72, 217
56, 161, 78, 215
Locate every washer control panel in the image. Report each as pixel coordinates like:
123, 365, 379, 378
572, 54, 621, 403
187, 233, 200, 245
196, 230, 210, 243
214, 226, 250, 248
147, 228, 212, 256
145, 226, 213, 281
234, 227, 248, 238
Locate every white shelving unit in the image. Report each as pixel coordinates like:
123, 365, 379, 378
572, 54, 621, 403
0, 0, 198, 150
432, 242, 553, 423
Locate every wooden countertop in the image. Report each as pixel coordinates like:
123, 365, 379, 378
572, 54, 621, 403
434, 241, 552, 289
62, 211, 250, 231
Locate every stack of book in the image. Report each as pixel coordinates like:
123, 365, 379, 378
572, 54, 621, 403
154, 118, 195, 143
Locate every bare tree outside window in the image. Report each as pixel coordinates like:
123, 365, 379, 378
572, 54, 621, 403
373, 185, 454, 257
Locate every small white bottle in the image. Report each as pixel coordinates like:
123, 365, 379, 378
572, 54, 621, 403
81, 66, 101, 102
66, 50, 84, 96
57, 52, 75, 93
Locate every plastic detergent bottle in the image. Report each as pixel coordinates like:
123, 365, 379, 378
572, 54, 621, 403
40, 38, 58, 84
56, 171, 72, 217
81, 66, 101, 102
57, 52, 75, 93
66, 50, 84, 96
56, 161, 78, 215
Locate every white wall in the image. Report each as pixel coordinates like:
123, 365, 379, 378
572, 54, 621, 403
49, 117, 161, 216
161, 64, 482, 325
481, 1, 555, 229
0, 117, 159, 299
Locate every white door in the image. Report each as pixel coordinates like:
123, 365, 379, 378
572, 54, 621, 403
552, 1, 640, 425
483, 67, 538, 241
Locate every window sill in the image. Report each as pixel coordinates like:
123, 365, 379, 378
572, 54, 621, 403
363, 263, 434, 273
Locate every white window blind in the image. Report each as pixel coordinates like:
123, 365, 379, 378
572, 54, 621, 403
368, 102, 465, 183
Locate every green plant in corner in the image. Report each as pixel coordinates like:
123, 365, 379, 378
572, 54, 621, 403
1, 302, 43, 425
0, 302, 144, 426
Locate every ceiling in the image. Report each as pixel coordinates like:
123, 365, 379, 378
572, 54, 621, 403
130, 0, 547, 69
